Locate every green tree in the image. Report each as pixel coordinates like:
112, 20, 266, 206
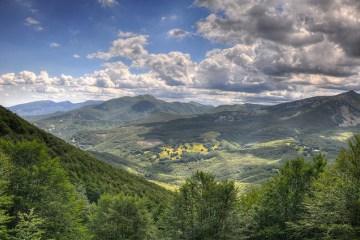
0, 152, 13, 239
12, 209, 44, 240
89, 193, 157, 240
239, 155, 326, 239
0, 140, 90, 240
164, 171, 239, 240
291, 136, 360, 239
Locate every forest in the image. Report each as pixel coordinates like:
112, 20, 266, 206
0, 134, 359, 240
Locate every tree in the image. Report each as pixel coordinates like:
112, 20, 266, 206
291, 136, 360, 239
0, 152, 13, 239
0, 140, 90, 240
89, 193, 156, 240
12, 209, 44, 240
239, 155, 326, 239
164, 171, 239, 240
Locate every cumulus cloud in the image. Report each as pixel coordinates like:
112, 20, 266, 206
195, 0, 360, 56
87, 31, 149, 61
190, 0, 360, 93
88, 32, 196, 86
82, 26, 360, 100
5, 0, 360, 105
72, 54, 81, 59
167, 28, 192, 39
24, 17, 43, 31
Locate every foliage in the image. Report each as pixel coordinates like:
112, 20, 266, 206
0, 140, 90, 240
0, 153, 13, 239
12, 209, 44, 240
89, 193, 157, 240
239, 155, 327, 239
163, 171, 239, 240
289, 136, 360, 239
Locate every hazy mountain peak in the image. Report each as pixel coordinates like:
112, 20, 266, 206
136, 94, 157, 100
9, 100, 103, 117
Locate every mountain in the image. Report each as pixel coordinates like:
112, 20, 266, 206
35, 95, 214, 139
0, 105, 171, 203
54, 91, 360, 187
211, 103, 266, 113
9, 100, 103, 117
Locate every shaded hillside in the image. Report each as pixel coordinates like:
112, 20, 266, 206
143, 90, 360, 142
0, 106, 171, 203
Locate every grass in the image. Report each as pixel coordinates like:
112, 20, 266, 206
250, 138, 295, 149
159, 143, 209, 160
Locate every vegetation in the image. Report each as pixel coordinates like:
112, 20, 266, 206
12, 209, 45, 240
159, 143, 209, 160
1, 134, 360, 239
89, 194, 157, 240
0, 106, 171, 204
163, 172, 239, 240
3, 102, 360, 239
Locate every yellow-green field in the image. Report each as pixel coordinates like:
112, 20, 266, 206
159, 143, 210, 160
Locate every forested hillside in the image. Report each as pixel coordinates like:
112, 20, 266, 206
0, 106, 171, 203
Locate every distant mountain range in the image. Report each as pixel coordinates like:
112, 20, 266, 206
9, 100, 103, 117
33, 95, 213, 138
7, 91, 360, 187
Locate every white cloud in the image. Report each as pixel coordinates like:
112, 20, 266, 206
6, 0, 360, 106
24, 17, 43, 31
72, 54, 81, 59
49, 42, 61, 48
83, 30, 360, 99
98, 0, 118, 8
195, 0, 360, 57
161, 15, 178, 21
87, 31, 148, 61
167, 28, 192, 39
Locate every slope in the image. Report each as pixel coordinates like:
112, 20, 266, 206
0, 106, 171, 203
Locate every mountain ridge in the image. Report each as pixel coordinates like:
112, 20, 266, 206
34, 94, 214, 139
9, 99, 103, 117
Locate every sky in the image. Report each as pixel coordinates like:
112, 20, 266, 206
1, 0, 360, 106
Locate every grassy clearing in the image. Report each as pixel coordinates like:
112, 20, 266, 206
250, 138, 295, 149
159, 143, 209, 160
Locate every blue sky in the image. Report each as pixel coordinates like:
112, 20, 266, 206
1, 0, 359, 106
0, 0, 215, 76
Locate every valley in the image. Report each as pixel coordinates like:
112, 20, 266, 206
18, 90, 360, 189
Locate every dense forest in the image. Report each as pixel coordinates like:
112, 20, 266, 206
0, 136, 359, 239
1, 106, 360, 239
